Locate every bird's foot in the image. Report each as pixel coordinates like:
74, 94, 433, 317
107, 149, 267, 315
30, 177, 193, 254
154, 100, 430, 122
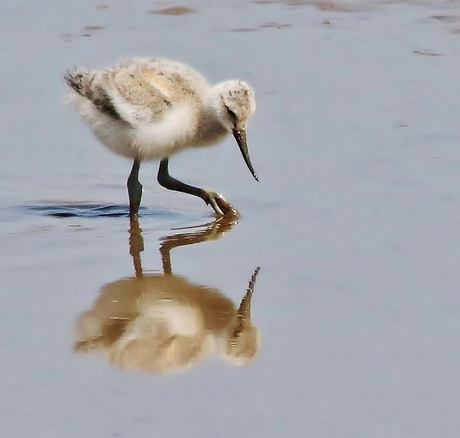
203, 190, 239, 217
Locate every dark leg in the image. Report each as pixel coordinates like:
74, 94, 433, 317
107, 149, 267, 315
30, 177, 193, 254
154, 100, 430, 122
127, 159, 142, 217
157, 158, 237, 216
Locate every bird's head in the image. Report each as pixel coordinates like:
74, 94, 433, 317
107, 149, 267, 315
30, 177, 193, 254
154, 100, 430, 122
210, 80, 258, 181
223, 322, 261, 366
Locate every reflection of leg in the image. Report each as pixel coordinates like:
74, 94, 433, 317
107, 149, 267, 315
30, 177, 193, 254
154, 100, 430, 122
127, 159, 142, 217
129, 216, 144, 277
160, 242, 173, 276
159, 215, 238, 276
157, 158, 237, 216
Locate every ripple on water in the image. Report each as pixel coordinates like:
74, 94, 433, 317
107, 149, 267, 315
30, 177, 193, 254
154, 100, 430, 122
21, 203, 201, 220
0, 203, 218, 254
25, 203, 140, 218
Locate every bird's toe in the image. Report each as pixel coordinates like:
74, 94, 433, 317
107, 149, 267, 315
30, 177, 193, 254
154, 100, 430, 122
203, 190, 239, 217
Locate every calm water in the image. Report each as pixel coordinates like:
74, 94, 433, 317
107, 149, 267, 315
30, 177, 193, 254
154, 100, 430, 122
2, 1, 460, 437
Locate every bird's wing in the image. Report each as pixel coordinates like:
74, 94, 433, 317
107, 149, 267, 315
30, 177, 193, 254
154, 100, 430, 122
97, 66, 174, 127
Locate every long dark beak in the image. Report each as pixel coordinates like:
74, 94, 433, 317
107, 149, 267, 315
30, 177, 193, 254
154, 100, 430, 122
233, 129, 259, 182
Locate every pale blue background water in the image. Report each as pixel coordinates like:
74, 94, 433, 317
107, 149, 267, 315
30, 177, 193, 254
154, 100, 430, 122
1, 1, 460, 437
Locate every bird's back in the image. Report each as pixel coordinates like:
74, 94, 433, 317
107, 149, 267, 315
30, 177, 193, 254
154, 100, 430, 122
65, 57, 212, 160
67, 57, 209, 124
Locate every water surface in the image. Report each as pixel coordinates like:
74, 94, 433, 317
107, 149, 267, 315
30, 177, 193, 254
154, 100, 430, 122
1, 1, 460, 437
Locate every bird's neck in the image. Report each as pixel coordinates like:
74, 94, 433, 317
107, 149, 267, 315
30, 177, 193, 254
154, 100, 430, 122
194, 105, 229, 146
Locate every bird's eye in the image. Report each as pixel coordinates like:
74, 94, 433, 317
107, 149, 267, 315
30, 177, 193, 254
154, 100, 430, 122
226, 106, 237, 120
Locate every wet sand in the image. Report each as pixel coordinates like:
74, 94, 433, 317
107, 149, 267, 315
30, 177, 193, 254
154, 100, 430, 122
2, 1, 460, 437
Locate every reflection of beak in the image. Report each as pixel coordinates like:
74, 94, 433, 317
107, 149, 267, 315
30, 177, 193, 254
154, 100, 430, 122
237, 289, 253, 323
233, 129, 259, 182
237, 267, 260, 322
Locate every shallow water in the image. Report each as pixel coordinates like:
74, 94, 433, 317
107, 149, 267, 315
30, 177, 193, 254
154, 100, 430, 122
2, 0, 460, 437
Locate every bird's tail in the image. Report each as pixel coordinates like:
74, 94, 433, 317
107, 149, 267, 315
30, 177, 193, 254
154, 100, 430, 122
64, 68, 95, 99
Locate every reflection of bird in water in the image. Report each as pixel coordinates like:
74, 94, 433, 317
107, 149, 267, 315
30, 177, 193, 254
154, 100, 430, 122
65, 57, 258, 217
74, 216, 261, 373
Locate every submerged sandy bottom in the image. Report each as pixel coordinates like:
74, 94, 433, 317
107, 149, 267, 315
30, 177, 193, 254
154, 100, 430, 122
1, 1, 460, 437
